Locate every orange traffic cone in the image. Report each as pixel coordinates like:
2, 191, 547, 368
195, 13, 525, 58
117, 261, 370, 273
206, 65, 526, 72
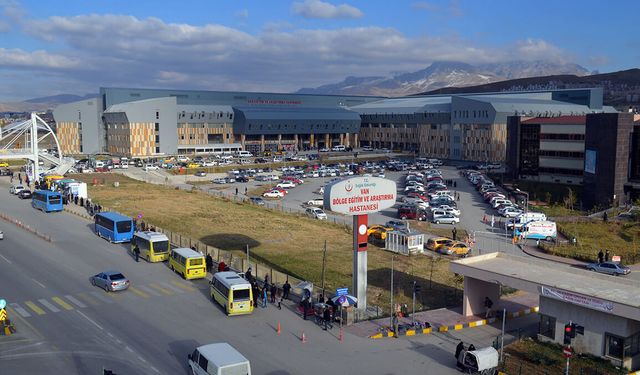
301, 331, 307, 343
277, 322, 281, 335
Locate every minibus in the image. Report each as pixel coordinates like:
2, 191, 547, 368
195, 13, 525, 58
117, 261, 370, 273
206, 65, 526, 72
169, 247, 206, 280
210, 271, 254, 316
188, 342, 251, 375
31, 190, 63, 212
94, 212, 134, 243
131, 231, 170, 262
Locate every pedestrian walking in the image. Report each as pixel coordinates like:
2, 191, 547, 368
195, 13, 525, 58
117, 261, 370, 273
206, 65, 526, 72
74, 195, 78, 205
264, 274, 270, 288
392, 313, 399, 338
252, 282, 259, 307
603, 211, 608, 223
218, 260, 227, 273
245, 267, 253, 282
323, 306, 333, 330
10, 174, 13, 183
282, 279, 291, 300
261, 287, 268, 308
244, 187, 248, 195
18, 173, 22, 184
605, 250, 610, 262
270, 283, 277, 304
455, 341, 465, 369
235, 187, 238, 196
205, 253, 213, 273
318, 294, 325, 304
484, 296, 493, 318
597, 250, 604, 264
133, 245, 140, 262
453, 181, 457, 188
452, 227, 457, 241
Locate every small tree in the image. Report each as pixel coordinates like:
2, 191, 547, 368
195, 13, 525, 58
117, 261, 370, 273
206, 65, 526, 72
564, 188, 577, 210
545, 192, 552, 205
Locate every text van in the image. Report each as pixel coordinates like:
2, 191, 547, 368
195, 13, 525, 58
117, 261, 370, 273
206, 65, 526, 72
515, 220, 557, 241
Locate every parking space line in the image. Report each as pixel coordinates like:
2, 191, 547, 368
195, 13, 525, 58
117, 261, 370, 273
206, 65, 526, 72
38, 299, 61, 313
157, 281, 185, 293
76, 293, 100, 306
65, 295, 87, 308
170, 280, 196, 291
8, 304, 30, 318
24, 301, 46, 315
52, 297, 74, 311
136, 285, 162, 297
89, 291, 114, 304
148, 283, 173, 295
128, 287, 150, 299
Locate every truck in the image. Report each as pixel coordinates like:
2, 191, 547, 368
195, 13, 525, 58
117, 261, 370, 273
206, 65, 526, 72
515, 220, 557, 241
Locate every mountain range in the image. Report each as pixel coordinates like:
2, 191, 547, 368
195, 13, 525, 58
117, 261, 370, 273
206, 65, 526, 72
296, 60, 591, 97
0, 94, 96, 113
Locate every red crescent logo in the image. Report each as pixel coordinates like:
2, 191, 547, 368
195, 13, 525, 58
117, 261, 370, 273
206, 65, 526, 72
345, 181, 353, 192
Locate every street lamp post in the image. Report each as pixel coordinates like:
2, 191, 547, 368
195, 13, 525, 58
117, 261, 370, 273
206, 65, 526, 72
390, 254, 395, 327
516, 188, 529, 213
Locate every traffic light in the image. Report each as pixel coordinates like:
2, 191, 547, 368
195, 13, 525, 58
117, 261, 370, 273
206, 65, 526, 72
413, 282, 421, 293
564, 323, 576, 345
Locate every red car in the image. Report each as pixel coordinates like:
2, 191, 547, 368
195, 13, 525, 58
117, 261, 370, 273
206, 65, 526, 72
397, 206, 427, 221
407, 191, 429, 201
282, 176, 303, 184
272, 187, 288, 195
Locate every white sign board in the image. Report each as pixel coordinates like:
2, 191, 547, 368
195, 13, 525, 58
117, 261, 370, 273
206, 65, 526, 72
324, 177, 397, 215
540, 286, 614, 313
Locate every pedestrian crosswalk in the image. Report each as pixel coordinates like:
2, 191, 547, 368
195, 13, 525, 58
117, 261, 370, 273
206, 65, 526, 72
6, 280, 199, 320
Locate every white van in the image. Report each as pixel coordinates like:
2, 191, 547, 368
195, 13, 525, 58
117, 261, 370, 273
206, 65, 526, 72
331, 145, 346, 152
429, 190, 452, 199
515, 220, 557, 241
515, 212, 546, 224
237, 151, 253, 158
188, 342, 251, 375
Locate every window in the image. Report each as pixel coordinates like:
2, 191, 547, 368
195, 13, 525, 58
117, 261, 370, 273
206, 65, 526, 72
606, 333, 624, 359
116, 220, 132, 233
155, 111, 159, 120
538, 314, 555, 339
155, 123, 160, 131
198, 352, 208, 370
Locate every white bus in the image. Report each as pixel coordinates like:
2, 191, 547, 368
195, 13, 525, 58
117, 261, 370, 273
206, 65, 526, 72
210, 271, 254, 316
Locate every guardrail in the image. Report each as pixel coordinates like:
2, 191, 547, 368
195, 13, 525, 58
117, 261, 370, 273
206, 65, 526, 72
0, 210, 52, 242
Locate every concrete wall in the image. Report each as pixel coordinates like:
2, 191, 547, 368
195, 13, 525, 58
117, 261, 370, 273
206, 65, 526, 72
462, 276, 500, 317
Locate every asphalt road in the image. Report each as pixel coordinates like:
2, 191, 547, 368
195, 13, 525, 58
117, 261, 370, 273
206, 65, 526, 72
0, 176, 466, 375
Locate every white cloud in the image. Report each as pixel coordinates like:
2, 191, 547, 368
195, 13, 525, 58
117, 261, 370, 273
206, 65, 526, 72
0, 48, 79, 69
292, 0, 363, 19
511, 38, 570, 63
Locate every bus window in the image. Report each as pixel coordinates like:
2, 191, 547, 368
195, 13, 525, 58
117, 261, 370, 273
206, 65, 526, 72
117, 220, 132, 234
233, 289, 250, 301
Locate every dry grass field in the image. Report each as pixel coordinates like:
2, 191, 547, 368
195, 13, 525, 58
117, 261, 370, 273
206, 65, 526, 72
74, 173, 463, 311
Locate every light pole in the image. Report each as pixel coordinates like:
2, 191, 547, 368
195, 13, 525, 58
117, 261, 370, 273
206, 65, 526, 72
390, 254, 395, 327
516, 188, 529, 213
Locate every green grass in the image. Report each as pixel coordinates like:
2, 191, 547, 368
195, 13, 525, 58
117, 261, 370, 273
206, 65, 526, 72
531, 204, 584, 218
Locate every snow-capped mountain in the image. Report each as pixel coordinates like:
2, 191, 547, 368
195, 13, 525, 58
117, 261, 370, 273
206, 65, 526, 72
296, 60, 590, 97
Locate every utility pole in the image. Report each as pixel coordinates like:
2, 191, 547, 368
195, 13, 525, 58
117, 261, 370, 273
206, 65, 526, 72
500, 308, 506, 362
246, 244, 250, 267
390, 254, 395, 326
321, 240, 327, 294
412, 281, 416, 325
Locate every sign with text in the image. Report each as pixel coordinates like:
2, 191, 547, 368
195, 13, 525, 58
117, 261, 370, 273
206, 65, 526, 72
324, 177, 397, 215
336, 288, 349, 296
540, 286, 614, 313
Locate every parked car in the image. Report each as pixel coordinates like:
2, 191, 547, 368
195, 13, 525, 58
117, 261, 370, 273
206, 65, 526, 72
397, 206, 427, 221
0, 230, 3, 240
143, 164, 158, 171
367, 225, 394, 241
385, 220, 408, 231
194, 171, 207, 177
276, 181, 296, 189
438, 241, 469, 257
18, 190, 32, 199
90, 271, 130, 292
307, 198, 324, 206
586, 262, 630, 276
305, 207, 327, 220
319, 147, 330, 152
425, 237, 453, 252
362, 146, 374, 151
249, 197, 265, 206
9, 185, 25, 195
432, 214, 460, 225
263, 190, 284, 198
212, 178, 227, 184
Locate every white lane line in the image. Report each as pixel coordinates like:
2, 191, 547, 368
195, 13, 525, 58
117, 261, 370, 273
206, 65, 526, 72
137, 356, 147, 363
136, 284, 162, 297
0, 254, 13, 264
125, 346, 134, 353
65, 295, 87, 309
150, 366, 160, 373
37, 299, 60, 313
9, 303, 31, 318
157, 281, 184, 294
76, 310, 104, 331
31, 278, 47, 289
89, 291, 114, 304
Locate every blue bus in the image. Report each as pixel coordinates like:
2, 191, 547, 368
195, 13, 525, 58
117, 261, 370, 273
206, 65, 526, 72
94, 212, 134, 243
31, 190, 63, 213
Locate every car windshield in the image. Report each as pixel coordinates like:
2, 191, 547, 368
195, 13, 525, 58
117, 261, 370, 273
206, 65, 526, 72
109, 273, 126, 280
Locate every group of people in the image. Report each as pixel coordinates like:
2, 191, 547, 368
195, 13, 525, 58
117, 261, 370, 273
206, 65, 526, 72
597, 249, 611, 264
245, 267, 292, 310
455, 341, 476, 369
300, 289, 336, 330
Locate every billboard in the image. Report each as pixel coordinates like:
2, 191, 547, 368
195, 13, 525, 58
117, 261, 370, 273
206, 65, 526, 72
584, 149, 596, 174
324, 177, 397, 215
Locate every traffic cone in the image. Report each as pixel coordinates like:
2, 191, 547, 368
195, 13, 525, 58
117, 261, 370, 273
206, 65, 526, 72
301, 331, 307, 343
277, 322, 281, 335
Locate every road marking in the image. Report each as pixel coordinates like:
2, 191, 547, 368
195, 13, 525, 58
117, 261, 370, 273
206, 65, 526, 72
0, 254, 13, 264
31, 278, 46, 289
8, 303, 31, 318
157, 281, 185, 293
64, 295, 87, 308
76, 293, 100, 306
37, 299, 61, 313
125, 346, 134, 353
52, 297, 74, 311
24, 301, 46, 315
128, 287, 150, 299
150, 366, 160, 373
89, 291, 114, 304
136, 285, 162, 297
76, 310, 104, 331
148, 283, 173, 295
137, 356, 147, 363
170, 280, 196, 291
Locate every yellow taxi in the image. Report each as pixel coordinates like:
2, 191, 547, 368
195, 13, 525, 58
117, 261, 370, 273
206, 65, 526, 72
425, 237, 453, 252
438, 241, 470, 257
367, 225, 394, 241
187, 163, 199, 169
0, 162, 9, 167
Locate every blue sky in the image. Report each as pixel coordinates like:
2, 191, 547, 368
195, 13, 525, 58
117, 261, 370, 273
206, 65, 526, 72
0, 0, 638, 101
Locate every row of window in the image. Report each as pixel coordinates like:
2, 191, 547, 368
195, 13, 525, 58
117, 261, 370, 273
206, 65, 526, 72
537, 167, 583, 176
539, 133, 585, 141
454, 110, 490, 119
178, 111, 233, 121
538, 150, 585, 158
247, 123, 353, 131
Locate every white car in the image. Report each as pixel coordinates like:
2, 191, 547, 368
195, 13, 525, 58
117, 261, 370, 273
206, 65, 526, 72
212, 178, 227, 184
0, 230, 3, 240
306, 207, 327, 220
9, 185, 25, 195
500, 207, 523, 218
362, 146, 374, 151
437, 205, 460, 216
307, 198, 324, 206
263, 190, 284, 198
143, 164, 158, 171
276, 181, 296, 189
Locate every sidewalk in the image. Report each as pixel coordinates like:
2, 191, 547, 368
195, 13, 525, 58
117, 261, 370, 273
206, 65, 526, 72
345, 292, 539, 339
519, 244, 587, 266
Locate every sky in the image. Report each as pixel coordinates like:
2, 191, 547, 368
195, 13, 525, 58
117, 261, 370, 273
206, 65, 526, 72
0, 0, 638, 101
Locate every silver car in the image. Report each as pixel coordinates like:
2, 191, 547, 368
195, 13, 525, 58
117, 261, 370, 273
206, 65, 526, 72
432, 214, 460, 225
91, 271, 130, 292
586, 262, 630, 276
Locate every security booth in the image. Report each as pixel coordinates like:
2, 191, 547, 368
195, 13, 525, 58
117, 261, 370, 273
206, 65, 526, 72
451, 252, 640, 372
385, 230, 424, 255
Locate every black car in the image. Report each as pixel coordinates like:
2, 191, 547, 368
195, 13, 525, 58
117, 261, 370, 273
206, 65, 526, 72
236, 175, 249, 183
255, 158, 269, 163
18, 189, 32, 199
250, 197, 266, 206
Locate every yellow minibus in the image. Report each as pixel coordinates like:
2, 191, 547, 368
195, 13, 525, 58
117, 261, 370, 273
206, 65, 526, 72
131, 231, 170, 262
169, 247, 206, 280
210, 271, 254, 316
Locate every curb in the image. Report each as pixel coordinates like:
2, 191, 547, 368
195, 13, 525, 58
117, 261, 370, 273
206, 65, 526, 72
519, 244, 587, 267
0, 211, 52, 242
369, 306, 539, 339
63, 206, 93, 221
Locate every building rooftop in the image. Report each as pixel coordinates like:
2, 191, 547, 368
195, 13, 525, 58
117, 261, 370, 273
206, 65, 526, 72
521, 115, 587, 125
